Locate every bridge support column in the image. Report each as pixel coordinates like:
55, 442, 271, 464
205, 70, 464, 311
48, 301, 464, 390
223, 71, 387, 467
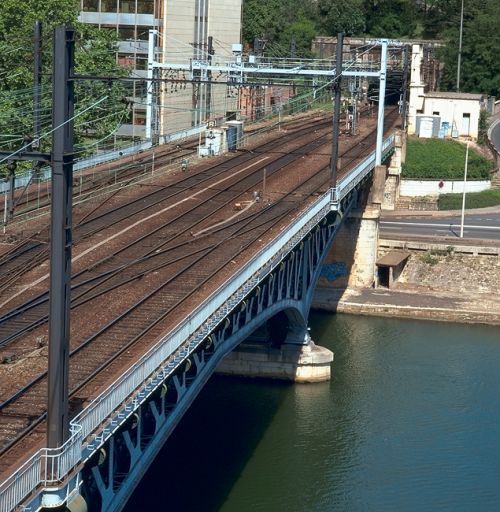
216, 337, 333, 383
382, 130, 406, 210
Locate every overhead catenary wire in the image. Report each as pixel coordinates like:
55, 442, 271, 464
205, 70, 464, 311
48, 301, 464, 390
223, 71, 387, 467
0, 96, 109, 166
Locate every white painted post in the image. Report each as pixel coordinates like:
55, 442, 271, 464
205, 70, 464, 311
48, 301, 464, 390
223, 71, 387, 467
460, 141, 469, 238
145, 29, 157, 141
375, 39, 388, 166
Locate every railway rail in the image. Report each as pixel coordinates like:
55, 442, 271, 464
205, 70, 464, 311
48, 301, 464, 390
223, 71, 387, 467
0, 107, 399, 478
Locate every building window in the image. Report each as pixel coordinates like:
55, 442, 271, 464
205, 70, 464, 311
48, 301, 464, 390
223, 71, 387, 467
137, 28, 150, 40
83, 0, 99, 11
118, 26, 136, 39
433, 111, 440, 116
101, 0, 117, 12
119, 0, 135, 13
100, 24, 118, 34
137, 0, 154, 14
117, 53, 135, 67
134, 109, 147, 125
135, 56, 148, 70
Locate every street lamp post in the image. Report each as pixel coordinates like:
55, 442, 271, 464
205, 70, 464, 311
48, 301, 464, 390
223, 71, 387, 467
459, 141, 469, 238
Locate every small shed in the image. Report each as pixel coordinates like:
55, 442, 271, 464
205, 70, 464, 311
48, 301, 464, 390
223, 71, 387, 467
376, 251, 410, 288
421, 91, 484, 139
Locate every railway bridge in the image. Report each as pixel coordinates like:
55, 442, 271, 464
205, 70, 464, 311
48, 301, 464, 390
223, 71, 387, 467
0, 111, 400, 512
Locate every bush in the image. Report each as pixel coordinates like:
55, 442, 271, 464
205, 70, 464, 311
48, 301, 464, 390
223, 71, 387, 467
420, 253, 439, 265
402, 138, 494, 180
438, 189, 500, 210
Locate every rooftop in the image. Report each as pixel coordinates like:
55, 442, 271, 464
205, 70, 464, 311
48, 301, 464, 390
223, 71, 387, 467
426, 91, 484, 101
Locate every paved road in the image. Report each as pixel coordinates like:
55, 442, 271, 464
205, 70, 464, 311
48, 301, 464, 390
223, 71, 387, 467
380, 212, 500, 240
491, 121, 500, 155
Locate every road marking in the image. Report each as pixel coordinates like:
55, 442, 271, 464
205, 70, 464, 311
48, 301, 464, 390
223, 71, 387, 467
381, 221, 500, 231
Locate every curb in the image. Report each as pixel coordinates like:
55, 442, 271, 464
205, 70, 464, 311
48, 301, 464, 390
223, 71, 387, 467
381, 205, 500, 218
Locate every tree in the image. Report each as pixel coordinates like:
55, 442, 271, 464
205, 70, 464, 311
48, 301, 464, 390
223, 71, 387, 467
282, 18, 318, 58
363, 0, 417, 38
242, 0, 319, 55
317, 0, 366, 36
0, 0, 128, 164
439, 0, 500, 96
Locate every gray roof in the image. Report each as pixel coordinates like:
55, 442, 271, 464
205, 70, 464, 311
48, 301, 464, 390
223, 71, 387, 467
426, 91, 484, 101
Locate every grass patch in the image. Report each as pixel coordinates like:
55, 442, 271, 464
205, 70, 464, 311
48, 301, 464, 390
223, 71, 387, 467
438, 189, 500, 210
402, 137, 494, 180
420, 253, 439, 265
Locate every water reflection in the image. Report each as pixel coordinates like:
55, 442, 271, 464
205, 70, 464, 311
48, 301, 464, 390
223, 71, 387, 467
125, 314, 500, 512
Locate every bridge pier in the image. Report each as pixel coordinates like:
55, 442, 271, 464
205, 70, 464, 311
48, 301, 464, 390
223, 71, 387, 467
382, 130, 406, 210
215, 337, 333, 383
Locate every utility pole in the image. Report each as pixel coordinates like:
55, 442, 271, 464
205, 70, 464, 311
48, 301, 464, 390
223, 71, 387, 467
375, 39, 388, 166
401, 45, 409, 131
459, 141, 469, 238
146, 29, 158, 142
206, 36, 214, 123
47, 26, 75, 449
330, 32, 343, 190
457, 0, 464, 92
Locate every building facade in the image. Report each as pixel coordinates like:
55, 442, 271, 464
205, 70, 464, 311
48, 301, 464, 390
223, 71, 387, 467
79, 0, 242, 140
408, 44, 486, 139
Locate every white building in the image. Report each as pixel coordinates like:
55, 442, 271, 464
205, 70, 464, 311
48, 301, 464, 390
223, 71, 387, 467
408, 44, 486, 140
79, 0, 242, 139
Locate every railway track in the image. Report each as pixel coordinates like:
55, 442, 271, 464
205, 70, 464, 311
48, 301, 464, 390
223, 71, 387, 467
0, 111, 334, 223
0, 113, 336, 304
0, 107, 399, 475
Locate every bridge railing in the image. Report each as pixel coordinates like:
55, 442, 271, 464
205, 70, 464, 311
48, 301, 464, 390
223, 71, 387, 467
72, 185, 335, 447
0, 134, 395, 512
0, 429, 82, 512
333, 133, 395, 203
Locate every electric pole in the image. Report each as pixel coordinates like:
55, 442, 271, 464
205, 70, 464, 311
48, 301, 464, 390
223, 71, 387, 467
206, 36, 214, 123
330, 33, 344, 190
47, 26, 75, 449
457, 0, 464, 92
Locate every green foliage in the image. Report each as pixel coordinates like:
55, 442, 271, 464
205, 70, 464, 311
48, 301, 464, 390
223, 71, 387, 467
477, 109, 490, 145
420, 252, 439, 265
402, 138, 494, 180
242, 0, 320, 55
317, 0, 365, 36
282, 18, 318, 58
438, 189, 500, 210
364, 0, 417, 38
242, 0, 497, 96
0, 0, 128, 165
439, 0, 500, 96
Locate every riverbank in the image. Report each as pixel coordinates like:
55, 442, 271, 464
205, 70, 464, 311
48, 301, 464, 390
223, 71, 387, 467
313, 239, 500, 326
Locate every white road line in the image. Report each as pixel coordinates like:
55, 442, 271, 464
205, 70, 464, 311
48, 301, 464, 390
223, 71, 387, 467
381, 221, 500, 231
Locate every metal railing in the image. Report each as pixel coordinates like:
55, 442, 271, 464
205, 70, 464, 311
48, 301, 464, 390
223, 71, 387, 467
334, 133, 395, 201
0, 134, 394, 512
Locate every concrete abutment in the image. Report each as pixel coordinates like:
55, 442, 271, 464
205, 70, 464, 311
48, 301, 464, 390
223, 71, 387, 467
216, 338, 333, 383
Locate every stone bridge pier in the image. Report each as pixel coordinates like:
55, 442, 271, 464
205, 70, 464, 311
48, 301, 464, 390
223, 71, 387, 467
313, 130, 405, 307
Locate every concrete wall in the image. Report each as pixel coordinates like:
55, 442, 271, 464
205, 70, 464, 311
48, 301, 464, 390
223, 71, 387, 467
318, 207, 380, 290
421, 97, 481, 139
407, 44, 425, 136
400, 179, 490, 196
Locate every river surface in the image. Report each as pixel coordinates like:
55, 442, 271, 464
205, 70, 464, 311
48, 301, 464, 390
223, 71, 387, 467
125, 313, 500, 511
